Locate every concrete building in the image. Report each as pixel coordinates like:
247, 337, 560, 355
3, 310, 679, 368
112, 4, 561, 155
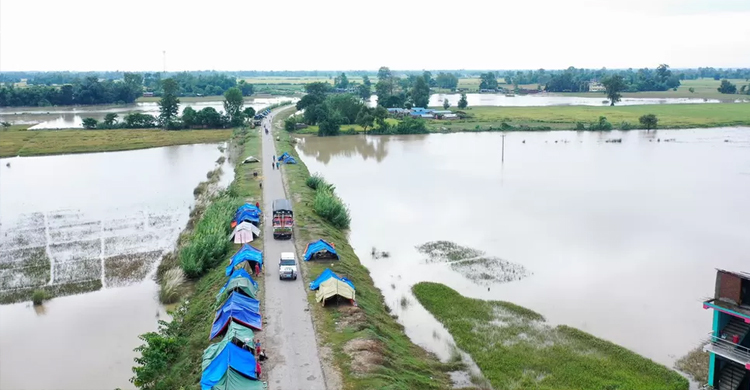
703, 269, 750, 390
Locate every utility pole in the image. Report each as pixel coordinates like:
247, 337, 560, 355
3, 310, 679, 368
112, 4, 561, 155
501, 133, 505, 163
162, 50, 166, 73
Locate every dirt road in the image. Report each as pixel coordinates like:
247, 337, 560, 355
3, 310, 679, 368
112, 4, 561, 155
260, 111, 327, 390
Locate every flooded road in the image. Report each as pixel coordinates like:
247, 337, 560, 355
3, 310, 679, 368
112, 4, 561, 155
0, 96, 296, 129
294, 128, 750, 367
0, 144, 232, 390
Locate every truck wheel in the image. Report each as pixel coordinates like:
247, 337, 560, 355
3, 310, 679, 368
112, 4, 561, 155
279, 276, 282, 280
293, 276, 297, 280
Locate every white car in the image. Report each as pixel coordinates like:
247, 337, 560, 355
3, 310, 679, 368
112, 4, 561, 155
279, 252, 297, 280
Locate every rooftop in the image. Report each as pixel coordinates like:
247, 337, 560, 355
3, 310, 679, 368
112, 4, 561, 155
704, 298, 750, 323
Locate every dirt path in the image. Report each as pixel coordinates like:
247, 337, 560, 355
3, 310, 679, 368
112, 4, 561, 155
260, 111, 327, 390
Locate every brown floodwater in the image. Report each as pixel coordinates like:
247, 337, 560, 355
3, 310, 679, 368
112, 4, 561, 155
294, 128, 750, 368
0, 144, 233, 390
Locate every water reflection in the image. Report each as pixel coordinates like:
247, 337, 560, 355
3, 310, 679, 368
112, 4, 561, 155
296, 135, 389, 164
295, 128, 750, 369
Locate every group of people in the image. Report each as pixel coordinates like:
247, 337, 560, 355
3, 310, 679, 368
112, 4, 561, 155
243, 338, 268, 378
271, 155, 280, 170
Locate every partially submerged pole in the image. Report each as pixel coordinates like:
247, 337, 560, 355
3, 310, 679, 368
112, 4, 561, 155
501, 133, 505, 163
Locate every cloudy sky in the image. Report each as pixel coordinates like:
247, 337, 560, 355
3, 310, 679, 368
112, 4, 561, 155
1, 0, 748, 71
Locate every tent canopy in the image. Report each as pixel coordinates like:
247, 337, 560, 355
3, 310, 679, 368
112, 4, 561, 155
216, 276, 258, 304
226, 245, 263, 276
209, 369, 267, 390
315, 278, 356, 304
201, 341, 258, 390
309, 268, 355, 291
282, 156, 297, 164
277, 152, 291, 161
304, 239, 338, 262
230, 222, 261, 244
237, 203, 260, 214
211, 293, 262, 339
235, 210, 260, 224
223, 268, 258, 290
202, 323, 255, 371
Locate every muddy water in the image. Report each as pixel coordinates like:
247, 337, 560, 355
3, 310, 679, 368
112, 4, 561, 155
294, 128, 750, 368
0, 96, 296, 129
0, 144, 233, 390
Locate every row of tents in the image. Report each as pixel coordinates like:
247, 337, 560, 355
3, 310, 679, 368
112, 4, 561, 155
304, 239, 357, 306
200, 206, 268, 390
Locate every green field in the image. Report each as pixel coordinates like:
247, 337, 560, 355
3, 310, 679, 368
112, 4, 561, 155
556, 78, 750, 102
0, 126, 232, 157
413, 282, 688, 390
272, 107, 458, 390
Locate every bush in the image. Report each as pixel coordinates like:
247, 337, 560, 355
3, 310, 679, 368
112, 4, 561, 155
620, 121, 633, 130
589, 116, 612, 131
312, 187, 351, 229
31, 289, 49, 305
575, 122, 585, 130
501, 122, 513, 130
306, 173, 331, 191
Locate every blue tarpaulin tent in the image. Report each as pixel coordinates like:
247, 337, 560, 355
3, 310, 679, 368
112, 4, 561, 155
282, 156, 297, 164
303, 239, 338, 262
235, 210, 260, 224
200, 341, 258, 390
309, 268, 355, 291
226, 245, 263, 276
221, 268, 258, 293
277, 152, 291, 161
211, 293, 262, 338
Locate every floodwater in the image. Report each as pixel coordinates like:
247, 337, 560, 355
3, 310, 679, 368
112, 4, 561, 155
366, 93, 723, 108
294, 128, 750, 369
0, 96, 296, 129
0, 144, 233, 390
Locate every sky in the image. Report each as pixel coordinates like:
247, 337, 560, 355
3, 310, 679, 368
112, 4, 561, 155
1, 0, 749, 72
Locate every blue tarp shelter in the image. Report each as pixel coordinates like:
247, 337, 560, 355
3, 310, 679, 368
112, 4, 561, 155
200, 341, 258, 390
211, 293, 262, 338
309, 268, 355, 291
303, 239, 338, 262
235, 210, 260, 224
222, 268, 258, 293
236, 204, 261, 217
226, 244, 263, 276
282, 156, 297, 164
277, 152, 291, 161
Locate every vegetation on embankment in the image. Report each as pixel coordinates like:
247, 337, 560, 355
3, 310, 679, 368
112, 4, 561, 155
273, 108, 457, 390
412, 282, 689, 390
0, 125, 232, 157
131, 127, 263, 390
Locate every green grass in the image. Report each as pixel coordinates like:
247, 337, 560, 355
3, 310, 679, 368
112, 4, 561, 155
298, 118, 399, 134
273, 107, 455, 390
0, 126, 232, 157
130, 128, 263, 390
413, 282, 688, 390
557, 78, 750, 101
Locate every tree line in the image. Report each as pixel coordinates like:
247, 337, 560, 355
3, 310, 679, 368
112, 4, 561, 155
544, 65, 682, 93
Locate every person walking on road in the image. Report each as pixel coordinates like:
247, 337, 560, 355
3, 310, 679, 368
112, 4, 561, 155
275, 161, 280, 169
271, 161, 275, 170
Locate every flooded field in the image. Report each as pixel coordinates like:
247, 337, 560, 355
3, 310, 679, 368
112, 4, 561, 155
0, 96, 296, 129
294, 128, 750, 368
0, 144, 232, 390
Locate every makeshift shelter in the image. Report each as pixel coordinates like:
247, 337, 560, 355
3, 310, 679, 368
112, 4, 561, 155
282, 156, 297, 164
223, 268, 258, 291
229, 222, 261, 244
277, 152, 291, 161
315, 278, 356, 306
303, 239, 339, 262
234, 210, 260, 226
207, 370, 267, 390
226, 244, 263, 276
309, 268, 355, 291
201, 341, 258, 390
211, 293, 262, 339
216, 275, 258, 304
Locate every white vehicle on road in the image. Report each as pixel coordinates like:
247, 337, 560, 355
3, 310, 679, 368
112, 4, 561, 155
279, 252, 298, 280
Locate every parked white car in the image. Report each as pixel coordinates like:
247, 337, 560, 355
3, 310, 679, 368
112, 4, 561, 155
279, 252, 297, 280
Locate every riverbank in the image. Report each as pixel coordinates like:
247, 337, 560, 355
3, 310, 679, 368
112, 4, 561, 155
272, 107, 459, 389
0, 126, 231, 157
129, 127, 264, 389
413, 282, 689, 390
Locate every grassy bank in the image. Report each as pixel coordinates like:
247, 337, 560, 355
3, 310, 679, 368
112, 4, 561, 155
0, 126, 232, 157
413, 282, 688, 390
556, 78, 750, 102
130, 127, 264, 390
272, 107, 457, 390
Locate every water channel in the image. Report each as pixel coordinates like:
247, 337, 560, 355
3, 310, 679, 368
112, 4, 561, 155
294, 128, 750, 369
0, 144, 232, 390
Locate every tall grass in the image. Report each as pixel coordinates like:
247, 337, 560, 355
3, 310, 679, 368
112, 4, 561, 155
305, 173, 333, 191
159, 267, 186, 304
179, 194, 243, 278
312, 187, 351, 229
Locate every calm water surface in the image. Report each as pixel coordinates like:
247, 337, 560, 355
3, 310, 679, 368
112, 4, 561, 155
0, 97, 296, 129
0, 144, 232, 390
295, 128, 750, 367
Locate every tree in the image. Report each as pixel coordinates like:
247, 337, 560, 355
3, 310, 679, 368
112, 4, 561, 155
362, 75, 371, 87
639, 114, 658, 131
458, 93, 468, 109
124, 113, 156, 128
223, 87, 245, 126
158, 78, 180, 127
435, 72, 458, 90
373, 106, 388, 129
82, 118, 98, 129
688, 87, 695, 93
334, 73, 349, 89
443, 99, 450, 110
318, 109, 343, 136
410, 76, 430, 108
375, 66, 397, 107
243, 107, 256, 120
103, 113, 118, 127
602, 75, 626, 106
182, 107, 197, 128
479, 72, 498, 90
196, 107, 223, 128
717, 79, 737, 94
355, 107, 374, 133
423, 71, 435, 87
237, 80, 254, 96
357, 83, 371, 101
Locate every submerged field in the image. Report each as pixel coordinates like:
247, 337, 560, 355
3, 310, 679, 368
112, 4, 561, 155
0, 126, 231, 157
413, 282, 688, 390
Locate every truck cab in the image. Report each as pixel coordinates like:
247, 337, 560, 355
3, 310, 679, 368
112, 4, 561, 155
279, 252, 297, 280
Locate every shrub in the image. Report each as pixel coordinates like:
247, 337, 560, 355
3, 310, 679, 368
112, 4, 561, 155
589, 116, 612, 131
306, 173, 331, 191
312, 187, 351, 229
159, 268, 185, 304
31, 289, 49, 305
501, 122, 513, 130
620, 121, 633, 130
575, 122, 585, 130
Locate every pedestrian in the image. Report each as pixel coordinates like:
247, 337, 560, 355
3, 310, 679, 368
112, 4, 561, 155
271, 161, 274, 170
254, 339, 261, 355
259, 181, 262, 189
272, 155, 275, 161
255, 201, 260, 209
258, 349, 268, 361
256, 360, 262, 378
254, 263, 260, 277
276, 161, 280, 169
